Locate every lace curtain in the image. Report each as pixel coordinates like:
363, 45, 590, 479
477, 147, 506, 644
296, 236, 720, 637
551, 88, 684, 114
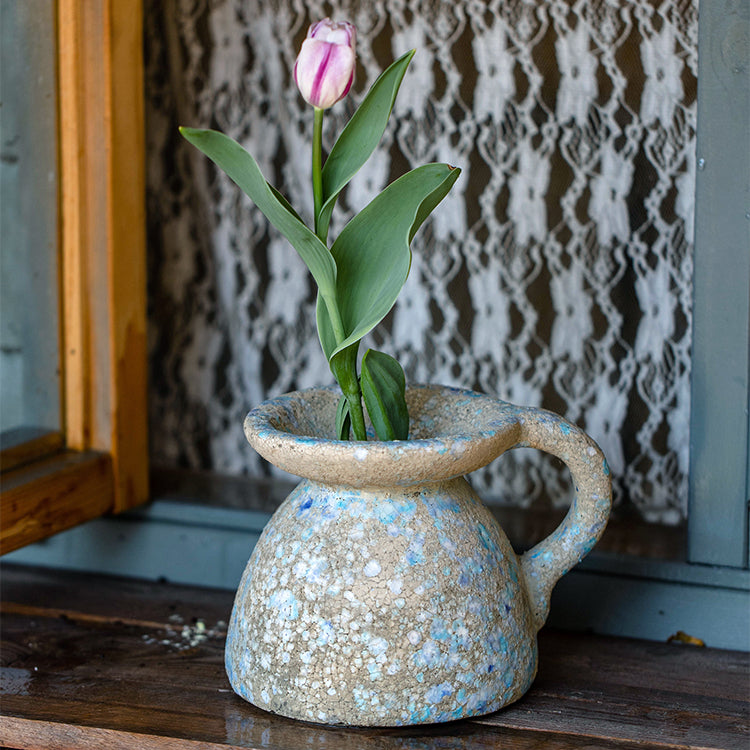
145, 0, 697, 524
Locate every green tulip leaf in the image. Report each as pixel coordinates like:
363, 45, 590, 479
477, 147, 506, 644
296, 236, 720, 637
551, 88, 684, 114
316, 290, 338, 362
179, 127, 337, 302
268, 183, 305, 223
361, 349, 409, 441
317, 50, 415, 240
328, 342, 368, 441
317, 162, 460, 360
335, 394, 352, 440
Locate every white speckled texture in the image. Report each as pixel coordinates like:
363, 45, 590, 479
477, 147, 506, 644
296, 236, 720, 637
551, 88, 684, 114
227, 385, 611, 726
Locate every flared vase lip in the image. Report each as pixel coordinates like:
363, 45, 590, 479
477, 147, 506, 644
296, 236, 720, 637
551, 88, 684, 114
243, 383, 524, 488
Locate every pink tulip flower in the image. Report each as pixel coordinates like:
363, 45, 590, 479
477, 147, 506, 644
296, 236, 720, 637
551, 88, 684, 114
293, 19, 356, 110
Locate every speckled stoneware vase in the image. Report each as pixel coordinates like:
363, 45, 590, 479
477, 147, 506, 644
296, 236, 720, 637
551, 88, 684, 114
226, 385, 611, 726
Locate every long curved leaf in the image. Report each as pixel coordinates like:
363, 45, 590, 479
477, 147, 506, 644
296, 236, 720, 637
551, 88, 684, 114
316, 289, 338, 360
317, 163, 460, 359
317, 50, 415, 240
361, 349, 409, 440
335, 395, 351, 440
180, 127, 337, 300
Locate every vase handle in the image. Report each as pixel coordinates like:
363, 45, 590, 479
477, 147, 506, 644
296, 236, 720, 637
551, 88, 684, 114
504, 405, 612, 632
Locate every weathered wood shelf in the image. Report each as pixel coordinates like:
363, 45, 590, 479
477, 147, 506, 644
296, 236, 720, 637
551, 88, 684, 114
1, 564, 747, 749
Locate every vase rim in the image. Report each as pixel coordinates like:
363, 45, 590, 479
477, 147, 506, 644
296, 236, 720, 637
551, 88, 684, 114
244, 383, 522, 488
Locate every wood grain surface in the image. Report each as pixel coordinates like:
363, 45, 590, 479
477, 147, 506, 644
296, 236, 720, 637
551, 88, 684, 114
0, 453, 114, 554
0, 430, 64, 475
57, 0, 149, 511
1, 565, 747, 750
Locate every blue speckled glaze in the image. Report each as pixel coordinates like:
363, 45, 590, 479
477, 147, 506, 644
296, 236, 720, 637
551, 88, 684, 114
226, 477, 537, 725
226, 385, 611, 726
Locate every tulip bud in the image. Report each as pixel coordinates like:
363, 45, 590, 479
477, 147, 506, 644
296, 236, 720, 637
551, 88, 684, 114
293, 19, 356, 110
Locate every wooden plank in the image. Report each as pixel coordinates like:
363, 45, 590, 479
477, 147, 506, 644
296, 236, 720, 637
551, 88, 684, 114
58, 0, 92, 451
105, 0, 149, 512
56, 0, 149, 512
0, 430, 64, 474
1, 717, 242, 750
487, 632, 749, 746
0, 715, 645, 750
0, 454, 113, 553
0, 566, 746, 750
0, 565, 232, 625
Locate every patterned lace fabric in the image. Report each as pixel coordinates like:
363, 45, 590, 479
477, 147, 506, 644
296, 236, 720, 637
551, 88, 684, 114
145, 0, 697, 524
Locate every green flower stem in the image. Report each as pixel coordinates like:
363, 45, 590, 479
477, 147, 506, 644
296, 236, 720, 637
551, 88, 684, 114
321, 292, 346, 342
312, 108, 365, 440
323, 301, 366, 440
347, 394, 367, 441
312, 107, 325, 239
334, 344, 368, 441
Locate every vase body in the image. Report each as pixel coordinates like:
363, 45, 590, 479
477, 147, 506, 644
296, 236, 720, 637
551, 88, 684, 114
226, 385, 611, 726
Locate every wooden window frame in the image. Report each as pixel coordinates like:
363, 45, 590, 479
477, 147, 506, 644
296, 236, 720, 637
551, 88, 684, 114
687, 0, 750, 569
0, 0, 148, 553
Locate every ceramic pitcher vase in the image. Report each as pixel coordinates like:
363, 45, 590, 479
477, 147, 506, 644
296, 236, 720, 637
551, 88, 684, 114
225, 385, 611, 726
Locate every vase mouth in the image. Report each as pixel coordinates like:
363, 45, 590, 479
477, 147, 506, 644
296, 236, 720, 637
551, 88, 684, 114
244, 384, 522, 488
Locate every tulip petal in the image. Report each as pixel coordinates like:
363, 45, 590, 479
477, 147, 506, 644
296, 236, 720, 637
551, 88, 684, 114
309, 18, 355, 47
294, 39, 355, 109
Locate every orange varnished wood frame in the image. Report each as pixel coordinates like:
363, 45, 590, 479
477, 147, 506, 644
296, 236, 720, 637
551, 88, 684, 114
0, 0, 148, 553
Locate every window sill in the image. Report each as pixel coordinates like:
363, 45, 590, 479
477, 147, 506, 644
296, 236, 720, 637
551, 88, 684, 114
5, 469, 749, 649
0, 450, 114, 553
0, 564, 747, 750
